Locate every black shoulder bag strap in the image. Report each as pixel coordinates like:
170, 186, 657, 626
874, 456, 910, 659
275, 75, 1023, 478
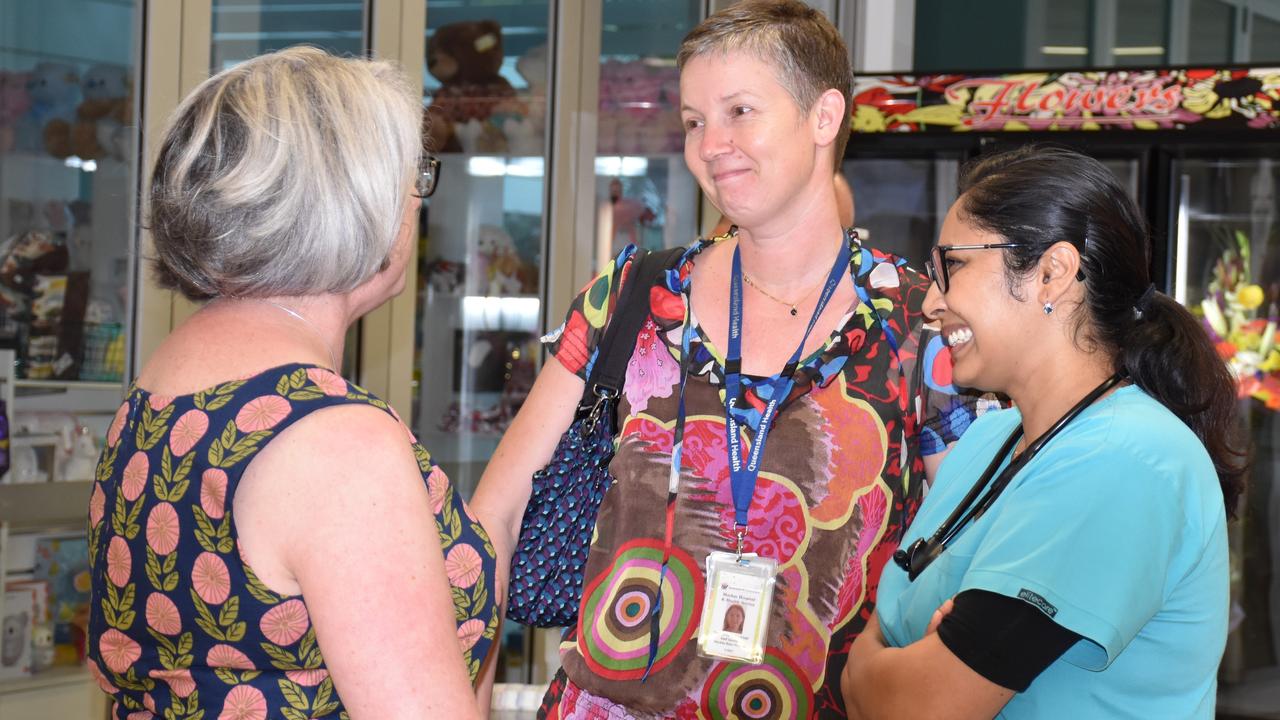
578, 246, 684, 417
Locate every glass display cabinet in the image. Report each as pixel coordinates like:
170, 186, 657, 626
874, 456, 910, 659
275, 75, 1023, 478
1172, 153, 1280, 718
0, 0, 142, 716
408, 0, 706, 687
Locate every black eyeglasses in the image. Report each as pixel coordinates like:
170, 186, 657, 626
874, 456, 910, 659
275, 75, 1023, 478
413, 155, 441, 199
923, 243, 1026, 294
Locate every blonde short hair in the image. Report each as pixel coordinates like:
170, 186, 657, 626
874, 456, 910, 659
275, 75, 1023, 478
677, 0, 853, 161
148, 46, 422, 300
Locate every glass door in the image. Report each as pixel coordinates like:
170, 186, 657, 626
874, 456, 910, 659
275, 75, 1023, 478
407, 0, 553, 688
410, 0, 552, 501
1171, 153, 1280, 718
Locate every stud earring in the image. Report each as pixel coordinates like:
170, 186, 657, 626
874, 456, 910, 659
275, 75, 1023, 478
1043, 302, 1055, 315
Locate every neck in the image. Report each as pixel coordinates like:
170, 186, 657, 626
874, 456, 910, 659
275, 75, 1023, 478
1006, 351, 1118, 446
217, 295, 351, 373
731, 166, 844, 293
734, 221, 846, 295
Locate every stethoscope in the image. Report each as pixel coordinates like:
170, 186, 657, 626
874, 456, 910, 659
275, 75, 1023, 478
893, 372, 1125, 582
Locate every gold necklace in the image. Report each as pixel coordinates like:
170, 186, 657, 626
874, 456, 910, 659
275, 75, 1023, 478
742, 269, 798, 313
742, 272, 821, 317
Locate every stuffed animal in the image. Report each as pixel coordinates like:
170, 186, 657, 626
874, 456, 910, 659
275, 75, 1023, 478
0, 71, 31, 153
1, 609, 29, 666
68, 64, 131, 160
500, 43, 548, 155
14, 63, 80, 156
425, 20, 515, 153
473, 224, 535, 295
453, 117, 508, 154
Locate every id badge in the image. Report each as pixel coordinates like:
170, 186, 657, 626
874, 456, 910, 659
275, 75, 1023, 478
697, 551, 778, 664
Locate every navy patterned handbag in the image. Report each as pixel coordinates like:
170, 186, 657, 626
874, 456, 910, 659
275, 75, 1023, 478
506, 246, 682, 627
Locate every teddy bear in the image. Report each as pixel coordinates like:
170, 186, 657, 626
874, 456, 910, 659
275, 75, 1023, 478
14, 63, 81, 157
67, 64, 131, 161
499, 43, 548, 155
425, 20, 515, 153
472, 224, 535, 295
0, 71, 31, 153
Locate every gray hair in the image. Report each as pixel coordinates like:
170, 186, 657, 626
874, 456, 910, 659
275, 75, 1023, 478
676, 0, 853, 160
148, 46, 422, 300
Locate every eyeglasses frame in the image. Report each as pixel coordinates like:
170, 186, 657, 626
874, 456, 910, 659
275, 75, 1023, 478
923, 243, 1028, 294
413, 155, 441, 199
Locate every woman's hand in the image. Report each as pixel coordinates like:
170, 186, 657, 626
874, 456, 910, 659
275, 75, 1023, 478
926, 598, 955, 636
468, 356, 585, 697
470, 355, 585, 574
841, 605, 1013, 720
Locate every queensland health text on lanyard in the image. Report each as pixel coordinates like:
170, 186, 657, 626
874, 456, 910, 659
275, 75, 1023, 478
689, 237, 854, 665
724, 238, 852, 547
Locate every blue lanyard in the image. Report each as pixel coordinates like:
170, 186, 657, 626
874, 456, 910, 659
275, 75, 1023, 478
724, 239, 852, 536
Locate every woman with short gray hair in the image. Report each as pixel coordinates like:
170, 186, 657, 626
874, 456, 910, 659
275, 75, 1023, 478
87, 46, 491, 719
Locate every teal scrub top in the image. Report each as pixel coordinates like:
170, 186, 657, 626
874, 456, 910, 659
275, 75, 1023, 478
876, 386, 1228, 719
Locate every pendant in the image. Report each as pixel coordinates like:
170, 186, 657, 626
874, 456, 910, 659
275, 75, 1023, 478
789, 307, 798, 316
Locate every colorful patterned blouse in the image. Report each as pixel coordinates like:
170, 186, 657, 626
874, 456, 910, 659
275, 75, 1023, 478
539, 231, 992, 719
87, 364, 498, 719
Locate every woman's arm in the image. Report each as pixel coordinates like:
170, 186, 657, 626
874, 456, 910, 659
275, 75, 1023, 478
470, 357, 582, 705
842, 611, 1014, 720
236, 404, 482, 719
470, 356, 585, 584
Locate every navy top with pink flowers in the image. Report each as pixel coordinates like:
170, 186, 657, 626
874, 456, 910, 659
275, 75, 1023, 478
87, 364, 498, 719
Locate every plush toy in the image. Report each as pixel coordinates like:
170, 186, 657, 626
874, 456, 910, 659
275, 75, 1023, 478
14, 63, 80, 156
453, 117, 508, 154
0, 71, 31, 153
500, 43, 548, 155
67, 64, 131, 160
1, 608, 29, 667
425, 20, 516, 153
473, 224, 535, 295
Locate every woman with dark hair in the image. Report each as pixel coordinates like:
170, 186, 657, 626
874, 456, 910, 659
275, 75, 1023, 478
842, 145, 1247, 718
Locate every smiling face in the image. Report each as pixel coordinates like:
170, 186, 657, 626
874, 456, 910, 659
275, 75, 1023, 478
923, 202, 1040, 394
679, 51, 827, 232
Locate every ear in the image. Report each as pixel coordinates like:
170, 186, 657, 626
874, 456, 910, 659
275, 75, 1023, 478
1038, 241, 1083, 307
811, 88, 845, 149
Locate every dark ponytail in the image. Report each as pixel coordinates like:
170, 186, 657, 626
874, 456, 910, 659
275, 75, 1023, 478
958, 145, 1248, 516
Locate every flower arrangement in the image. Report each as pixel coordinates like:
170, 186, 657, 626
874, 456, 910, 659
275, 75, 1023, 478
1198, 230, 1280, 409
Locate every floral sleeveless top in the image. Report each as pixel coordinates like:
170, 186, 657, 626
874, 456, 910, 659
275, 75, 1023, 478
538, 232, 997, 719
86, 364, 498, 719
